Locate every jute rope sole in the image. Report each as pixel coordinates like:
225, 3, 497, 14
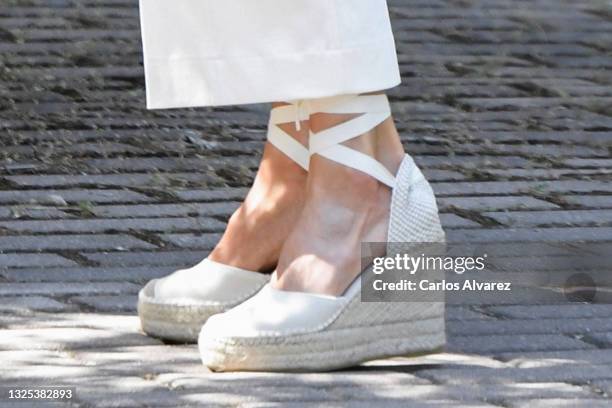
138, 296, 225, 342
200, 314, 445, 372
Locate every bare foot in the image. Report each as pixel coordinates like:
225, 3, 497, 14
208, 104, 308, 273
273, 115, 405, 295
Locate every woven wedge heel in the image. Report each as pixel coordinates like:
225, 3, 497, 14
200, 300, 445, 372
199, 94, 445, 371
138, 103, 310, 342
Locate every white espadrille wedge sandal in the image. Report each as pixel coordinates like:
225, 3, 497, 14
138, 103, 310, 342
198, 94, 446, 371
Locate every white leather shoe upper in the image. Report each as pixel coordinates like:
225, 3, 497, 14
151, 259, 269, 305
202, 274, 361, 337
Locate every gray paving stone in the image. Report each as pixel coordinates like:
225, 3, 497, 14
445, 241, 594, 258
0, 234, 156, 251
173, 188, 249, 202
416, 363, 612, 385
482, 143, 606, 158
317, 383, 595, 404
83, 156, 256, 174
446, 306, 493, 321
447, 227, 612, 243
483, 210, 612, 227
437, 196, 559, 212
586, 332, 612, 347
4, 172, 205, 188
487, 304, 612, 320
0, 205, 69, 219
432, 181, 612, 197
593, 380, 612, 397
482, 168, 612, 180
82, 251, 206, 267
1, 266, 173, 283
71, 387, 189, 408
419, 155, 535, 169
0, 401, 67, 408
468, 131, 611, 145
0, 282, 139, 296
160, 233, 222, 250
0, 350, 75, 373
0, 189, 154, 205
71, 295, 137, 312
0, 313, 142, 332
562, 195, 612, 209
421, 169, 466, 181
0, 328, 161, 351
0, 374, 181, 406
156, 368, 435, 397
497, 350, 612, 372
561, 158, 612, 169
0, 216, 225, 234
448, 318, 612, 337
0, 296, 73, 313
440, 213, 481, 228
0, 253, 77, 268
91, 202, 240, 218
447, 333, 594, 354
240, 402, 500, 408
507, 399, 611, 408
69, 345, 200, 374
460, 97, 612, 111
169, 387, 333, 405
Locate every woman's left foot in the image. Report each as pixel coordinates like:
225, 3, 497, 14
199, 150, 446, 371
138, 102, 310, 342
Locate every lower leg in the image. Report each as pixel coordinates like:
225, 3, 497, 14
208, 103, 308, 273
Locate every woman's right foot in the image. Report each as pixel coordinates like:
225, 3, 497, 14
208, 118, 308, 272
138, 104, 309, 342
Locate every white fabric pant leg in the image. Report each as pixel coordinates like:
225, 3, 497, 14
139, 0, 401, 109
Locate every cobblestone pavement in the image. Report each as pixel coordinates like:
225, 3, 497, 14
1, 0, 612, 407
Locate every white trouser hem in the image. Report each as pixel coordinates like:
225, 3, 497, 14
144, 44, 401, 109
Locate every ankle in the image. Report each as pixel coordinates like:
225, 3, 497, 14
311, 113, 404, 178
258, 143, 308, 183
308, 155, 388, 212
374, 117, 405, 174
